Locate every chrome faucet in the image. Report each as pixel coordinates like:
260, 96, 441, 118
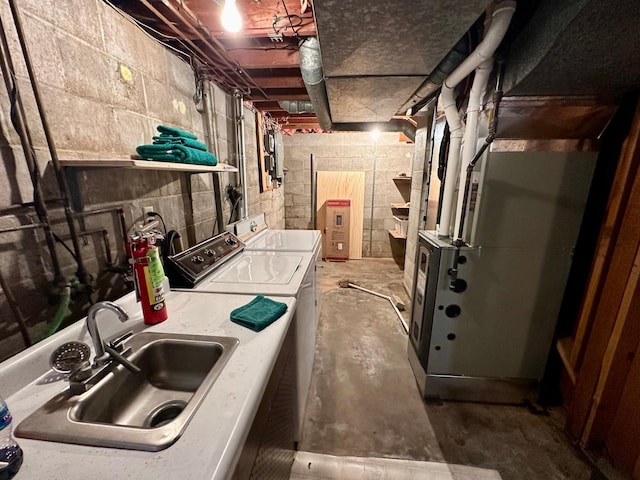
66, 301, 139, 394
86, 301, 129, 366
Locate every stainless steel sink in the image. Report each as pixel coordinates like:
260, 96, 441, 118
15, 332, 239, 451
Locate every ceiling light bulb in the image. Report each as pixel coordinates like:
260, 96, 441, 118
221, 0, 242, 33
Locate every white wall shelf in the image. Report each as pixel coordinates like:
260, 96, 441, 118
58, 158, 238, 173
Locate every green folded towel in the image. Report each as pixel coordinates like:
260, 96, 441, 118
153, 136, 208, 151
157, 125, 198, 140
136, 143, 218, 166
230, 295, 288, 332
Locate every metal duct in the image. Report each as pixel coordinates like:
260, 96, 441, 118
298, 37, 333, 130
278, 100, 315, 114
332, 119, 416, 142
398, 36, 470, 114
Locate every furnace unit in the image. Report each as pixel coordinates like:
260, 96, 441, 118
408, 148, 597, 403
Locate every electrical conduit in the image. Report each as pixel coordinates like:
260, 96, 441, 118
436, 0, 516, 238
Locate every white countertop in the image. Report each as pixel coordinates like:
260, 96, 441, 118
0, 289, 296, 480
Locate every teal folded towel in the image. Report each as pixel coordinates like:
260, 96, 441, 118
230, 295, 288, 332
136, 143, 218, 166
152, 135, 208, 151
157, 125, 198, 140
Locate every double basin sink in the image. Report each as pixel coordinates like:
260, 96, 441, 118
16, 332, 239, 451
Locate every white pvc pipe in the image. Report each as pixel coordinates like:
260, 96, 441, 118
436, 0, 516, 238
453, 57, 493, 240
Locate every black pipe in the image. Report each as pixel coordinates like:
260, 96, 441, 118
399, 35, 470, 114
0, 271, 31, 347
7, 0, 91, 286
0, 223, 45, 234
73, 207, 128, 256
0, 14, 63, 282
62, 228, 114, 267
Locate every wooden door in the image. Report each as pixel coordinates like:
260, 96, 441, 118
316, 171, 365, 259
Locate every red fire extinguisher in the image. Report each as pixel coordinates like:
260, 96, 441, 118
128, 235, 168, 325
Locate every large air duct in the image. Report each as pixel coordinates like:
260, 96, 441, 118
298, 37, 333, 130
332, 119, 416, 143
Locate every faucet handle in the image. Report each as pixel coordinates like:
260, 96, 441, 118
108, 330, 134, 351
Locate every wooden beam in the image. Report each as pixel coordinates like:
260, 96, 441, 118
567, 100, 640, 444
279, 123, 322, 130
252, 92, 310, 101
269, 111, 316, 119
252, 101, 285, 111
252, 75, 305, 89
604, 336, 640, 475
184, 0, 316, 39
228, 48, 300, 69
582, 240, 640, 445
570, 103, 640, 369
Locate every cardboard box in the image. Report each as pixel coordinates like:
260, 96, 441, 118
324, 199, 350, 261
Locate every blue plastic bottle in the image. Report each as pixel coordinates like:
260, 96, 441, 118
0, 397, 23, 480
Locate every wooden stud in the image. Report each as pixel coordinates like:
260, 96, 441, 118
570, 102, 640, 370
581, 240, 640, 445
566, 101, 640, 442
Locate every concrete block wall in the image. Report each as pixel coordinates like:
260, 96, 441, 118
0, 0, 283, 361
283, 131, 414, 259
403, 116, 433, 294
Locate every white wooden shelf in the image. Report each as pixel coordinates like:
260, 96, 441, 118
391, 202, 410, 209
58, 158, 238, 173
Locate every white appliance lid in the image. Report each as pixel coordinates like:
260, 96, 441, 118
245, 230, 321, 252
208, 254, 303, 285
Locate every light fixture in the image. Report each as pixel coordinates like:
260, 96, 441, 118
371, 129, 380, 140
221, 0, 242, 33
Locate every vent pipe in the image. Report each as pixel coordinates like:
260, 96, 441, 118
398, 36, 469, 115
437, 0, 516, 238
299, 37, 333, 130
278, 100, 315, 114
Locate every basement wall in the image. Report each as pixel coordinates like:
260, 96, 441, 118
283, 132, 414, 259
0, 0, 283, 361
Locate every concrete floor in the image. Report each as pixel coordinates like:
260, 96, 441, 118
300, 258, 604, 480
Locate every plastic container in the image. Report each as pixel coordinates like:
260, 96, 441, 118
393, 215, 409, 236
0, 397, 23, 480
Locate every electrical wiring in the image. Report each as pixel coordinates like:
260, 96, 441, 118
280, 0, 301, 37
147, 212, 167, 234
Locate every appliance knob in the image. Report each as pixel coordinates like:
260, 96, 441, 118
225, 236, 237, 246
204, 248, 216, 257
191, 255, 205, 264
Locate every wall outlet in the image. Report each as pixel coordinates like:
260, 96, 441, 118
142, 205, 154, 221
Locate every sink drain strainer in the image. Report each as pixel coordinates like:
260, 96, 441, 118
146, 401, 187, 428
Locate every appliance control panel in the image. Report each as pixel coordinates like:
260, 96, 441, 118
165, 231, 245, 288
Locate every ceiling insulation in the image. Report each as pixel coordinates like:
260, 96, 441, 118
503, 0, 640, 97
